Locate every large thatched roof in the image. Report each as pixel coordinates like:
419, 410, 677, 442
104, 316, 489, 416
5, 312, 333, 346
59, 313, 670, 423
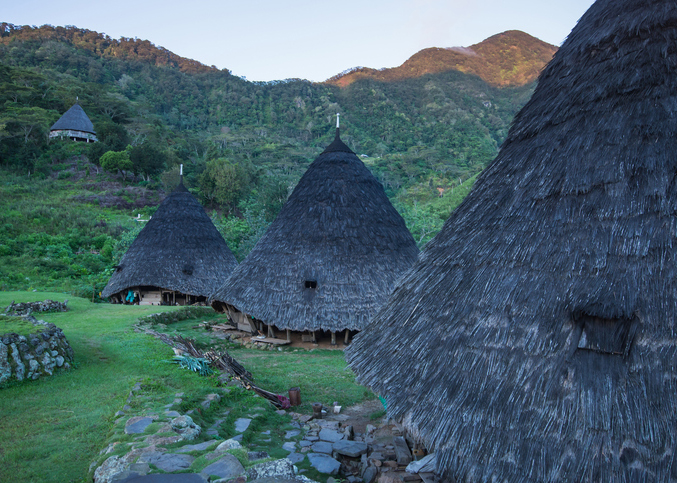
50, 103, 96, 134
211, 129, 419, 332
347, 0, 677, 481
102, 181, 238, 298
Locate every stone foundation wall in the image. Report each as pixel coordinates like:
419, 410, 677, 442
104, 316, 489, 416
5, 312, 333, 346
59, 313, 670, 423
0, 319, 74, 384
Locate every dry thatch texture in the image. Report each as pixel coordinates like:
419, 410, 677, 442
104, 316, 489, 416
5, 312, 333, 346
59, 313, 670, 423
101, 181, 238, 299
50, 103, 96, 134
347, 0, 677, 481
211, 129, 419, 332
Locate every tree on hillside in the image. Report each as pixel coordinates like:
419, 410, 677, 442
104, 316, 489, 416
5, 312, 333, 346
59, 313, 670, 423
1, 106, 54, 145
129, 143, 166, 180
198, 158, 253, 210
100, 148, 133, 179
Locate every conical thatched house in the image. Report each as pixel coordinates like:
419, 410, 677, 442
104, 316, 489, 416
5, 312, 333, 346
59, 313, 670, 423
102, 179, 238, 305
211, 127, 419, 343
347, 1, 677, 481
49, 102, 98, 142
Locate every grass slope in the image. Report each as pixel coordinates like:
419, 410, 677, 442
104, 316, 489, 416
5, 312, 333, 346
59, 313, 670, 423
0, 292, 372, 483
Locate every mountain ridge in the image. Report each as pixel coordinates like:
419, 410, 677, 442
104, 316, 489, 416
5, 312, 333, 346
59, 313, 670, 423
1, 23, 555, 85
326, 30, 558, 88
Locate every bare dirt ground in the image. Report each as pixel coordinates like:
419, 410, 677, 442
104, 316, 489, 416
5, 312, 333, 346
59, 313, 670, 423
323, 397, 387, 434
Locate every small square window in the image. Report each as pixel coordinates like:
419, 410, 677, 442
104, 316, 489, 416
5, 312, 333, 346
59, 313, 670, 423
305, 280, 317, 289
576, 315, 636, 357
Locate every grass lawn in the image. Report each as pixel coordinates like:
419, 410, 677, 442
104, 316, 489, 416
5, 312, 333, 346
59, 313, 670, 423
0, 291, 373, 483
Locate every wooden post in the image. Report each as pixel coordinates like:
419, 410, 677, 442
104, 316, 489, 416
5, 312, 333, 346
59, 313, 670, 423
268, 324, 275, 338
312, 331, 316, 343
286, 329, 291, 342
172, 291, 175, 306
344, 329, 350, 344
331, 331, 336, 345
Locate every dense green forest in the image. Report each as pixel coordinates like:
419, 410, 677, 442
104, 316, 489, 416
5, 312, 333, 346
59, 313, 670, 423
0, 23, 544, 298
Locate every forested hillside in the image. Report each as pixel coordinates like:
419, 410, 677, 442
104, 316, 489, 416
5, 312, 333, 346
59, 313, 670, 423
0, 23, 550, 296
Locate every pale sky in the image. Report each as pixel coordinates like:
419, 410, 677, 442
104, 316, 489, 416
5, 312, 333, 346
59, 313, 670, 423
3, 0, 595, 82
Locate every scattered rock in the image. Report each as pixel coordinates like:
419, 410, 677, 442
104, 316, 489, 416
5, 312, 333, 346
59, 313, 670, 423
319, 428, 344, 443
125, 417, 154, 435
234, 417, 252, 432
118, 475, 207, 482
285, 429, 301, 439
363, 466, 378, 483
393, 437, 412, 466
216, 439, 242, 451
248, 451, 270, 461
176, 440, 220, 453
246, 459, 296, 480
377, 475, 404, 483
283, 442, 297, 452
139, 452, 194, 472
170, 415, 201, 441
405, 454, 436, 474
307, 453, 341, 475
333, 440, 368, 458
287, 452, 305, 464
201, 454, 245, 480
201, 393, 221, 409
311, 441, 334, 454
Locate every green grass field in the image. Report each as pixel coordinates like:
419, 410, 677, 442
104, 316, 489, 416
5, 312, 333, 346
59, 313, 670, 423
0, 292, 373, 483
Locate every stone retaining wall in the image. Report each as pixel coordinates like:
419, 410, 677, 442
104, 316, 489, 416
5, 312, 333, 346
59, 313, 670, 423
0, 319, 74, 384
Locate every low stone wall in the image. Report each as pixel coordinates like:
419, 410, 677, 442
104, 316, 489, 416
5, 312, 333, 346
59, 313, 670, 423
5, 299, 68, 316
0, 318, 74, 384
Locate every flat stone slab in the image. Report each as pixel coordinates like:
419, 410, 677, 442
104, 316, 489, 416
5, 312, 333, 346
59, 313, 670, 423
201, 454, 245, 480
139, 452, 194, 472
394, 436, 412, 466
120, 474, 207, 483
282, 442, 297, 452
311, 441, 334, 454
285, 429, 301, 439
125, 417, 154, 434
333, 440, 368, 458
234, 418, 252, 433
176, 440, 220, 453
286, 452, 305, 464
299, 440, 312, 447
318, 428, 344, 443
164, 411, 181, 418
307, 453, 341, 475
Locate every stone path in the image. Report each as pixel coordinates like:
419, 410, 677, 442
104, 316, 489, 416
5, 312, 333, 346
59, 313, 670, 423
93, 384, 441, 483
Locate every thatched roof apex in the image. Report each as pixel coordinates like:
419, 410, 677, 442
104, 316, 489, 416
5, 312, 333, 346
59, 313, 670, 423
50, 103, 96, 134
101, 181, 237, 298
211, 129, 418, 332
322, 128, 354, 154
347, 0, 677, 481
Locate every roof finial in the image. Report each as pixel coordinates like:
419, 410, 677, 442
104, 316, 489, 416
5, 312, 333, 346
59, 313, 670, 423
180, 164, 184, 185
337, 112, 340, 129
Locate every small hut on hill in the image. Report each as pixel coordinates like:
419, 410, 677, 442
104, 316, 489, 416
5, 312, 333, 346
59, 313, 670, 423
49, 101, 98, 142
347, 0, 677, 481
102, 178, 238, 305
211, 125, 419, 344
